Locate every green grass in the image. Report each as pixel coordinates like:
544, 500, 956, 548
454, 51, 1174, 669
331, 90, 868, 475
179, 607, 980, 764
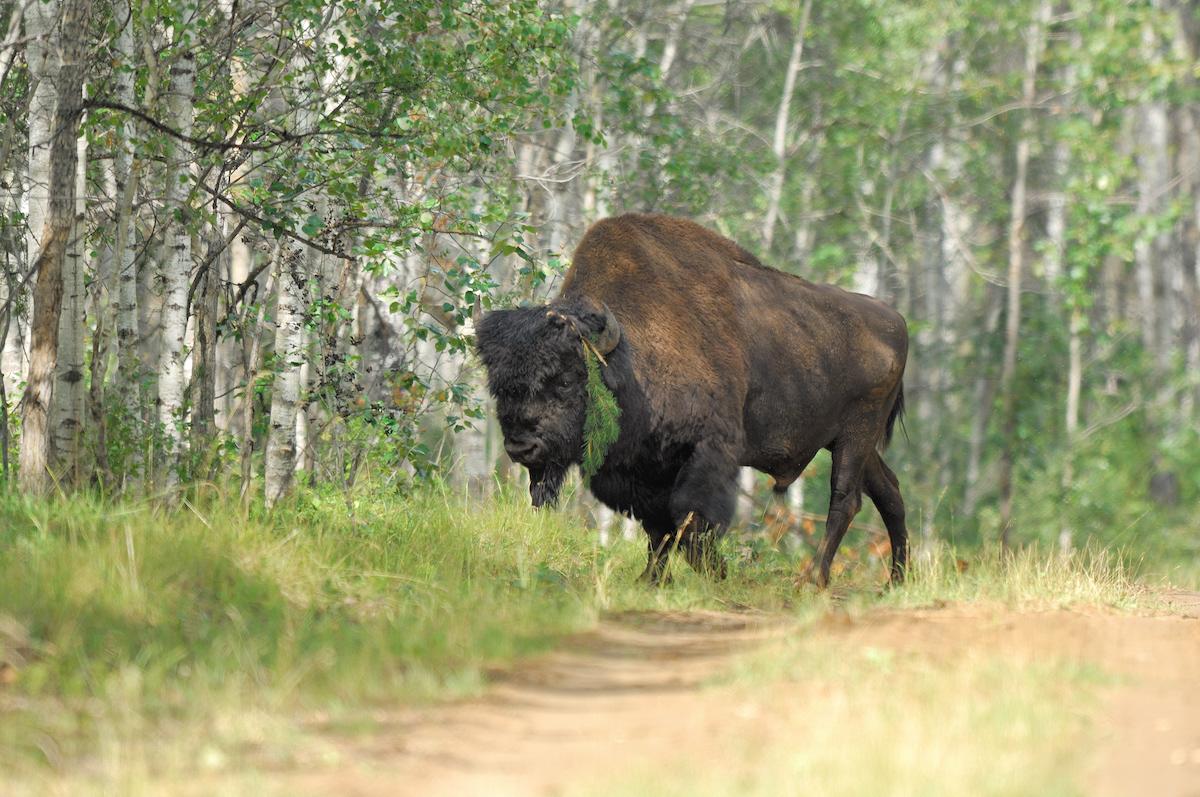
0, 487, 607, 783
875, 542, 1151, 610
0, 484, 1181, 792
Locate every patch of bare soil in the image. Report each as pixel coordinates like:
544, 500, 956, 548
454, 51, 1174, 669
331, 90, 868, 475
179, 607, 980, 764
204, 595, 1200, 796
278, 610, 787, 797
816, 592, 1200, 797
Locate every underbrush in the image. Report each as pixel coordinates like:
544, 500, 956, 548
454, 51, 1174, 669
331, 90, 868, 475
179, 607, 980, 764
0, 485, 1173, 791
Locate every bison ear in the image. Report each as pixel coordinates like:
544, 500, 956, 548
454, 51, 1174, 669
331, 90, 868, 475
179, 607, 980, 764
590, 303, 621, 355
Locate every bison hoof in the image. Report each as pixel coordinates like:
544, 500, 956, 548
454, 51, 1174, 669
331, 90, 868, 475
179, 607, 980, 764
637, 567, 672, 587
797, 562, 830, 590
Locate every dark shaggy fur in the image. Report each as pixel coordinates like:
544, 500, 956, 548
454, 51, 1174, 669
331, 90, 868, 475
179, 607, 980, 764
476, 213, 909, 587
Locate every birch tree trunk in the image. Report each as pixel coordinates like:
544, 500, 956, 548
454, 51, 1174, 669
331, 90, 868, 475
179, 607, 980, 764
1052, 36, 1079, 554
87, 164, 117, 486
9, 0, 60, 397
50, 123, 87, 483
112, 0, 143, 426
264, 244, 306, 507
1133, 106, 1170, 368
240, 249, 276, 505
962, 290, 1002, 517
0, 6, 24, 407
997, 2, 1048, 546
295, 236, 325, 480
191, 226, 222, 459
19, 0, 87, 495
736, 467, 756, 525
157, 43, 195, 488
760, 0, 812, 252
454, 197, 497, 498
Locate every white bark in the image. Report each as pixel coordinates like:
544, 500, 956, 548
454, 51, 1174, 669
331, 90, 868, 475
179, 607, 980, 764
240, 247, 276, 503
22, 0, 57, 271
915, 49, 968, 525
0, 4, 25, 396
656, 0, 696, 79
19, 0, 86, 494
632, 0, 695, 124
457, 403, 492, 497
218, 221, 251, 433
1061, 264, 1083, 556
544, 124, 578, 263
1053, 34, 1080, 554
736, 467, 756, 525
8, 0, 59, 397
786, 477, 804, 520
50, 124, 87, 480
962, 293, 1003, 517
0, 0, 24, 85
792, 165, 818, 265
112, 0, 142, 415
295, 229, 326, 479
264, 244, 306, 507
997, 1, 1049, 544
456, 194, 497, 498
596, 504, 614, 547
1133, 11, 1173, 377
761, 0, 812, 251
1133, 104, 1170, 362
294, 356, 310, 476
157, 44, 195, 487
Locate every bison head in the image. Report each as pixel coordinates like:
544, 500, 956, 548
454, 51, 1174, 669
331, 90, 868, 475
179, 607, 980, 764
475, 300, 621, 507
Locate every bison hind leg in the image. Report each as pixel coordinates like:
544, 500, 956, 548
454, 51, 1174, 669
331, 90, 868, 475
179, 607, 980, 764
813, 441, 871, 589
864, 452, 907, 584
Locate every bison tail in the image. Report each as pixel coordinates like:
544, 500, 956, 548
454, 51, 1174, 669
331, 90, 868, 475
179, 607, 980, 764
883, 385, 906, 449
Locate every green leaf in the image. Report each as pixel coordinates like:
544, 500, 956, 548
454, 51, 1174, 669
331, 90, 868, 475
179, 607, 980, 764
580, 348, 620, 482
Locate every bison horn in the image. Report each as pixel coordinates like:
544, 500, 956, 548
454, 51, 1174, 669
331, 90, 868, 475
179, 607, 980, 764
592, 303, 621, 355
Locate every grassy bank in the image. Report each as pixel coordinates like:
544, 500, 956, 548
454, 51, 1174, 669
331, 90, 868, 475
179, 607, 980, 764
0, 488, 608, 786
0, 485, 1171, 792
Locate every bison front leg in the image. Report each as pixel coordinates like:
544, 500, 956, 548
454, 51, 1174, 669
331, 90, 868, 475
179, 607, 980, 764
667, 438, 738, 580
637, 516, 728, 584
638, 523, 676, 586
680, 525, 728, 579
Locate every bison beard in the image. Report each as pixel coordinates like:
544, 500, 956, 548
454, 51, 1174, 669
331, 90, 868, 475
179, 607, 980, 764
476, 213, 910, 588
529, 462, 568, 508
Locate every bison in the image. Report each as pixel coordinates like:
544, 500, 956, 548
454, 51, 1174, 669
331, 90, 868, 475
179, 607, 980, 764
475, 213, 908, 587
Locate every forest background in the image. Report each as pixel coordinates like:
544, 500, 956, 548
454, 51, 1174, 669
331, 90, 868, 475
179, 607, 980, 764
1, 0, 1198, 572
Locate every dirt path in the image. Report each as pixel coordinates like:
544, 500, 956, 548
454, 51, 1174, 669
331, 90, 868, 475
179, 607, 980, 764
825, 591, 1200, 797
248, 595, 1200, 797
286, 610, 788, 796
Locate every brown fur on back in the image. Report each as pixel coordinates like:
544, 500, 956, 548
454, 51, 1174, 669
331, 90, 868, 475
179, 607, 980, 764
558, 212, 907, 479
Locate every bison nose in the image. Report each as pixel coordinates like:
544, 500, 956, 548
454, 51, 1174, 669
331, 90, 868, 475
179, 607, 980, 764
505, 438, 543, 464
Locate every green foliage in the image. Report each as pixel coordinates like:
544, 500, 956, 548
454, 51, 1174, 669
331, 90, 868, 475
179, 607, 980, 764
580, 350, 620, 482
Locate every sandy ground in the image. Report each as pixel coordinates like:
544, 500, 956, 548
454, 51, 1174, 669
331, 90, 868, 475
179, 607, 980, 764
202, 592, 1200, 797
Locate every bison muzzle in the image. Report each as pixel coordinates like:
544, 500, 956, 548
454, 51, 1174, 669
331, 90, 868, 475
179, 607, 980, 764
476, 213, 909, 588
